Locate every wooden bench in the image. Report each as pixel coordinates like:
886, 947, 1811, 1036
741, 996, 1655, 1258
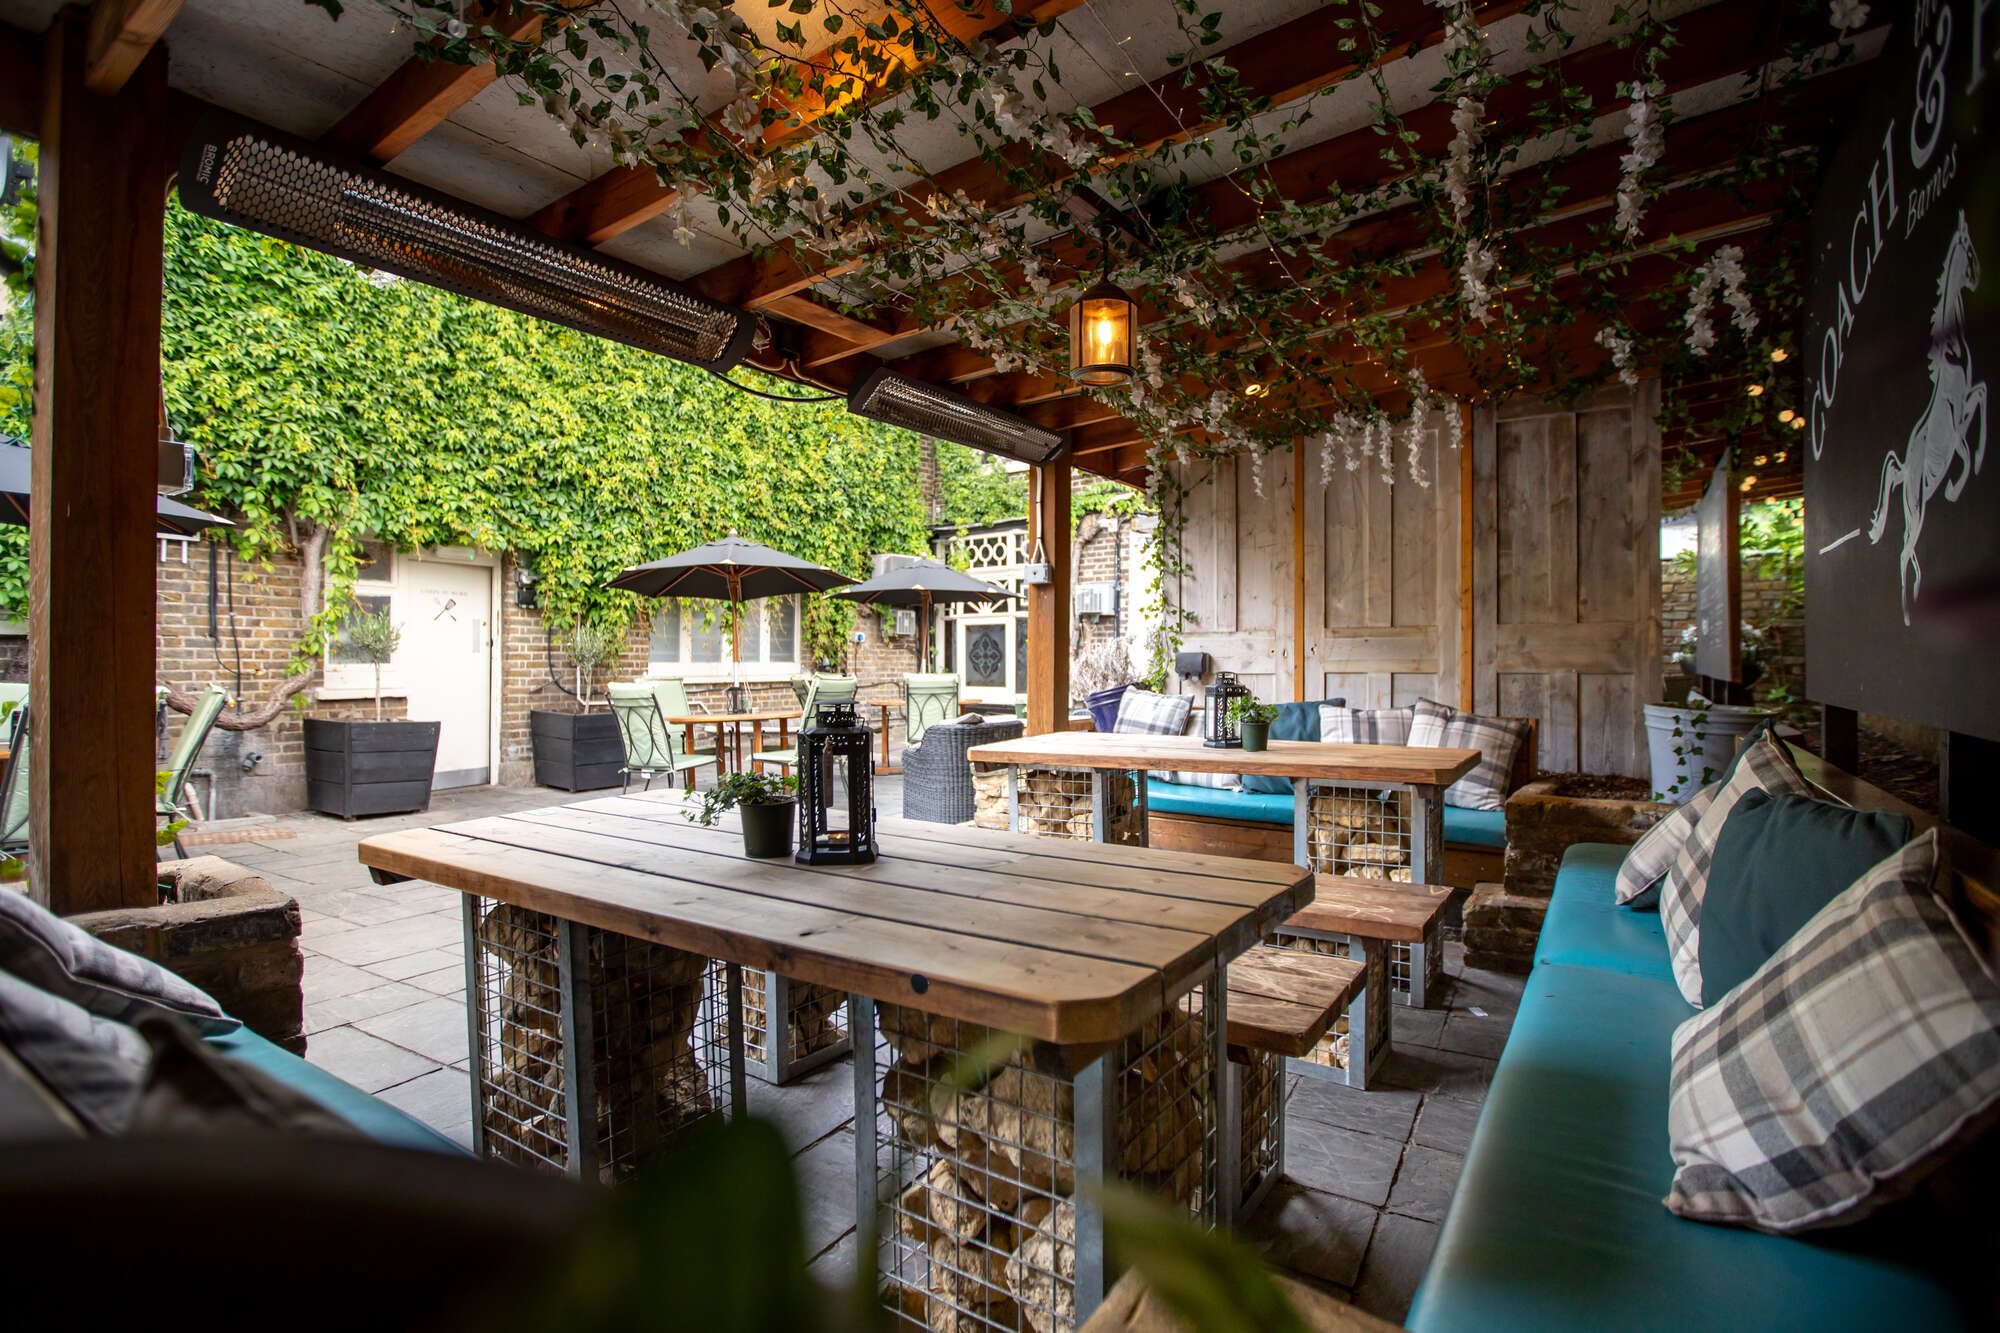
1083, 1269, 1401, 1333
1224, 943, 1366, 1222
1268, 876, 1454, 1088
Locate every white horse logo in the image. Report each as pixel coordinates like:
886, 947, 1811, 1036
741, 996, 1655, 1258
1867, 210, 1987, 624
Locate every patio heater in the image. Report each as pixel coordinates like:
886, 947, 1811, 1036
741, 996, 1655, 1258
795, 700, 876, 865
1204, 671, 1253, 748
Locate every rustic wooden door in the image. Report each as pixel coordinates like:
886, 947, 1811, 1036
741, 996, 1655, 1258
1471, 383, 1661, 776
1302, 419, 1462, 709
1171, 452, 1292, 704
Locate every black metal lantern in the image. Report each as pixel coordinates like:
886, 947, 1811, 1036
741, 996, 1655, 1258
796, 700, 877, 864
1204, 671, 1252, 748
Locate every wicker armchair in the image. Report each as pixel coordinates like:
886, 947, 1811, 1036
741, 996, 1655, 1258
901, 716, 1025, 825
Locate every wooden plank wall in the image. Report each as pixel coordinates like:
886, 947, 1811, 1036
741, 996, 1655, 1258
1166, 385, 1660, 777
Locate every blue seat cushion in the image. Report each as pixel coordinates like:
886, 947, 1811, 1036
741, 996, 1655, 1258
1145, 779, 1295, 825
207, 1026, 464, 1155
1532, 843, 1674, 982
1241, 699, 1341, 794
1442, 806, 1507, 848
1409, 962, 1977, 1333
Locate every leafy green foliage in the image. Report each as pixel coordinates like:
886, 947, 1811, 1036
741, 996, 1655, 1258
686, 770, 798, 826
341, 606, 402, 666
0, 198, 1007, 659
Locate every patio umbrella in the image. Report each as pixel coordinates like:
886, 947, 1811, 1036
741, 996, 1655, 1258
0, 441, 232, 537
608, 535, 855, 708
830, 557, 1019, 672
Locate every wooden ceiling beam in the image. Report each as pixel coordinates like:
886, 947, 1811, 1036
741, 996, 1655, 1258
83, 0, 184, 95
327, 2, 589, 163
0, 20, 40, 136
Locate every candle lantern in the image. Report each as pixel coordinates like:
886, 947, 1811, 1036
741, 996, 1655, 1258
1203, 671, 1252, 749
795, 699, 877, 864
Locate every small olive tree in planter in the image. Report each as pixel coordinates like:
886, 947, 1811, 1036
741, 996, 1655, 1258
531, 617, 628, 792
303, 607, 442, 819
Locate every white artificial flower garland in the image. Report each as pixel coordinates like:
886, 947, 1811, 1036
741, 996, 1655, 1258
1594, 326, 1638, 386
1683, 245, 1756, 357
1614, 81, 1665, 242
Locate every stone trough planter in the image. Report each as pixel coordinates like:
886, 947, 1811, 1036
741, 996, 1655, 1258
1462, 777, 1674, 973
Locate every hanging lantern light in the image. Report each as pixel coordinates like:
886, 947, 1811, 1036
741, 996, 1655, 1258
1203, 671, 1253, 749
1068, 238, 1137, 388
795, 700, 877, 864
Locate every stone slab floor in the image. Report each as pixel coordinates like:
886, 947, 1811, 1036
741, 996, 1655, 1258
205, 779, 1520, 1326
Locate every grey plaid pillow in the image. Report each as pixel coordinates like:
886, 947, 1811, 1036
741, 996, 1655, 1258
1614, 782, 1718, 905
1408, 697, 1453, 748
1660, 731, 1812, 1005
0, 887, 238, 1035
1319, 705, 1413, 745
1112, 688, 1191, 736
1666, 830, 2000, 1232
1411, 702, 1530, 811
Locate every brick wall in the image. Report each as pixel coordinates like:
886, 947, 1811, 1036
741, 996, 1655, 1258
1658, 559, 1804, 705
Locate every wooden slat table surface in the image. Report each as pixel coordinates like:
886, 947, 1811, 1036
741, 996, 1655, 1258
966, 730, 1481, 787
357, 791, 1313, 1046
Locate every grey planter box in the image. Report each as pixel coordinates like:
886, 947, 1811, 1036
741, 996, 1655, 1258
531, 709, 623, 792
303, 718, 441, 819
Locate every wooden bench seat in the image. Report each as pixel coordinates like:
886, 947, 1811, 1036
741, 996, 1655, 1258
1226, 943, 1367, 1059
1284, 875, 1453, 943
1083, 1268, 1400, 1333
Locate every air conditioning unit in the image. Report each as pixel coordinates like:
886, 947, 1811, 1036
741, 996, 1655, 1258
1074, 583, 1115, 617
891, 608, 917, 637
872, 552, 926, 579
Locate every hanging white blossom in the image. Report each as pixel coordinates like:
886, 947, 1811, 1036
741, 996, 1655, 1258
1829, 0, 1869, 33
1403, 374, 1432, 488
1614, 81, 1665, 242
1460, 238, 1499, 323
1594, 326, 1638, 386
1683, 245, 1755, 356
1249, 442, 1267, 498
1443, 96, 1484, 226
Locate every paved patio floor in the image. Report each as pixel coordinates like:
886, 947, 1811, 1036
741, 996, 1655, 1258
203, 779, 1519, 1324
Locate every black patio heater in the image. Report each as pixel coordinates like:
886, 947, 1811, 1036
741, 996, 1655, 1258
796, 700, 877, 864
1204, 671, 1252, 748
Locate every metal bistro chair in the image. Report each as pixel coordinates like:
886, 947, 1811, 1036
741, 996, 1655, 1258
901, 673, 960, 751
751, 674, 858, 774
607, 683, 717, 794
640, 674, 721, 763
0, 702, 29, 864
158, 684, 228, 858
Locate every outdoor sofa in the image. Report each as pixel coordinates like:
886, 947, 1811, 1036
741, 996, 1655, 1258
1407, 753, 1986, 1331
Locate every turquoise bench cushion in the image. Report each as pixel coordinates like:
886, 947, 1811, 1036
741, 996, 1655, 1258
1532, 843, 1674, 982
1145, 779, 1295, 825
1442, 806, 1506, 848
1409, 962, 1976, 1333
208, 1026, 464, 1155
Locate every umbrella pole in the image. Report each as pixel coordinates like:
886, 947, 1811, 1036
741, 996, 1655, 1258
921, 591, 933, 673
729, 597, 744, 714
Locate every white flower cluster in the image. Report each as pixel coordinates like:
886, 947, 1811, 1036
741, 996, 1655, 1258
987, 74, 1095, 170
1615, 81, 1665, 242
1594, 326, 1638, 385
1443, 96, 1484, 226
1829, 1, 1870, 34
1459, 238, 1499, 323
1683, 245, 1755, 357
1403, 371, 1432, 488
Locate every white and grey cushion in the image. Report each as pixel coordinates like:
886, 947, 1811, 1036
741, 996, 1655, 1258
0, 888, 238, 1035
1659, 731, 1812, 1006
1319, 705, 1413, 745
1162, 706, 1238, 789
1113, 688, 1191, 736
1614, 782, 1718, 905
0, 968, 151, 1135
1665, 830, 2000, 1232
1408, 697, 1454, 748
1411, 701, 1530, 811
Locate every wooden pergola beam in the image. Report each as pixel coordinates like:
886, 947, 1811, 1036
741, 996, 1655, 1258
0, 20, 40, 136
82, 0, 183, 95
1025, 456, 1071, 735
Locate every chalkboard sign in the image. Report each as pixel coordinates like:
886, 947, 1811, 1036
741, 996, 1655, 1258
1694, 462, 1741, 682
1803, 0, 2000, 743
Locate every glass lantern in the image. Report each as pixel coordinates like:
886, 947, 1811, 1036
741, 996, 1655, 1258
796, 699, 877, 865
1204, 671, 1252, 748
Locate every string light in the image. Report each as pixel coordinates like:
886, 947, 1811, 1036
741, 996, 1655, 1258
1770, 347, 1790, 363
1778, 408, 1796, 423
1746, 383, 1764, 397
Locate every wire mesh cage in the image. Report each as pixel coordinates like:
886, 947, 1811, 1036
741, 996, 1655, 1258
863, 976, 1219, 1330
1234, 1049, 1283, 1215
1257, 933, 1389, 1088
467, 898, 733, 1181
1008, 766, 1146, 846
1304, 784, 1444, 1007
741, 968, 851, 1083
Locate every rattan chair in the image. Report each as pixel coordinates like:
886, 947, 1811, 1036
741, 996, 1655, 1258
901, 715, 1025, 825
607, 683, 717, 793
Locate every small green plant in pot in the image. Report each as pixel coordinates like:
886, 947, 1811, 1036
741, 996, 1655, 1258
688, 771, 800, 857
1230, 697, 1279, 751
344, 607, 401, 721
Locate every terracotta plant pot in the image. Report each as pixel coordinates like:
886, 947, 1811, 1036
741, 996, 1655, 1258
1239, 719, 1270, 752
740, 799, 798, 858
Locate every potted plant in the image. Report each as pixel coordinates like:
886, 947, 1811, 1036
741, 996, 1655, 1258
531, 617, 627, 792
1231, 697, 1279, 751
686, 771, 799, 857
303, 607, 442, 818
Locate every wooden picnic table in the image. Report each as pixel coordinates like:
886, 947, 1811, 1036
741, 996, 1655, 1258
662, 707, 799, 775
356, 790, 1312, 1322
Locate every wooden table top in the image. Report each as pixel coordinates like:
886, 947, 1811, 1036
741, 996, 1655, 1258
662, 708, 801, 724
966, 731, 1481, 787
1289, 876, 1454, 943
357, 792, 1313, 1046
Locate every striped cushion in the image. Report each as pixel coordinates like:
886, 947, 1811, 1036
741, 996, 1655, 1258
1614, 782, 1718, 905
1409, 700, 1530, 811
1112, 689, 1191, 736
1319, 705, 1413, 745
1660, 730, 1812, 1006
1665, 830, 2000, 1232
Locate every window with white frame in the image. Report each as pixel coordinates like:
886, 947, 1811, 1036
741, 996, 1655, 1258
323, 541, 399, 692
649, 597, 800, 676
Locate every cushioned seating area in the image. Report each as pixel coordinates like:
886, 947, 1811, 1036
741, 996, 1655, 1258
1145, 778, 1295, 825
1442, 806, 1506, 848
1530, 843, 1673, 983
1409, 846, 1978, 1333
208, 1026, 463, 1155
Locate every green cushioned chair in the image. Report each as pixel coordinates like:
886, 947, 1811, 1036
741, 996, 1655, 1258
606, 683, 717, 793
638, 675, 719, 760
157, 685, 228, 858
0, 701, 29, 864
902, 673, 960, 749
752, 674, 857, 773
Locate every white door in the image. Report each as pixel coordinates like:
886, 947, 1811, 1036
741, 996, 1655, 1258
397, 560, 493, 788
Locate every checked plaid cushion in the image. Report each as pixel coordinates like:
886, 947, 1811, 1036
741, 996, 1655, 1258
1666, 830, 2000, 1232
1318, 705, 1413, 746
1614, 782, 1717, 905
1660, 729, 1812, 1006
1112, 688, 1190, 736
1405, 698, 1529, 811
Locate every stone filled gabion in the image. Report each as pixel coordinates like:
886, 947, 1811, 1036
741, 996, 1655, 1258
971, 766, 1144, 844
740, 968, 845, 1067
1308, 788, 1415, 881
